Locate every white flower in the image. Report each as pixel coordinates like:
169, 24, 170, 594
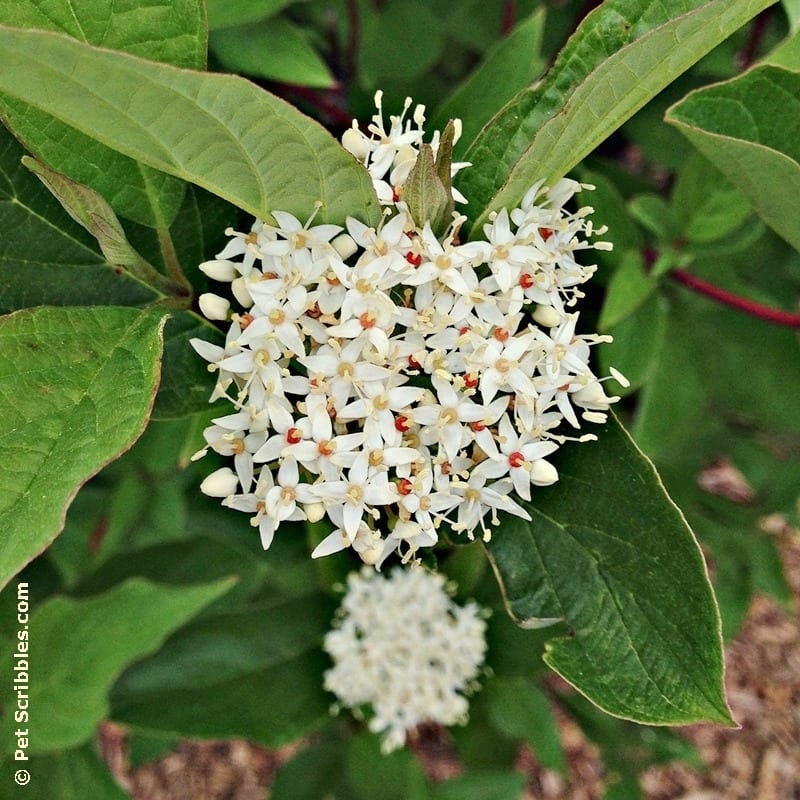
191, 93, 623, 565
323, 567, 487, 752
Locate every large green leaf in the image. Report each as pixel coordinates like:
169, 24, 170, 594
0, 577, 233, 752
430, 8, 547, 156
210, 17, 335, 88
0, 0, 207, 227
484, 414, 731, 725
666, 64, 800, 251
460, 0, 773, 232
0, 25, 380, 226
110, 594, 334, 744
0, 307, 167, 588
0, 126, 158, 313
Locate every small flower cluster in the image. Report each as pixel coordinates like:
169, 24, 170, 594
323, 566, 487, 752
192, 93, 625, 567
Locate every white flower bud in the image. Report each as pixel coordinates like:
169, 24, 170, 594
532, 304, 562, 328
331, 233, 358, 260
358, 541, 385, 566
200, 467, 238, 497
342, 126, 372, 160
199, 259, 237, 282
530, 459, 558, 486
304, 501, 326, 524
573, 381, 613, 409
198, 293, 230, 320
231, 277, 253, 308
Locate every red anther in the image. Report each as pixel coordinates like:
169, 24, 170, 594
558, 383, 570, 392
459, 326, 469, 335
440, 461, 452, 475
405, 252, 422, 267
539, 227, 553, 241
326, 273, 341, 286
398, 478, 414, 495
239, 312, 255, 329
519, 273, 534, 289
359, 312, 377, 329
263, 271, 278, 279
508, 451, 525, 468
286, 427, 302, 445
464, 373, 479, 389
306, 303, 322, 319
395, 415, 411, 432
470, 420, 486, 432
493, 327, 510, 342
392, 187, 401, 203
407, 354, 422, 370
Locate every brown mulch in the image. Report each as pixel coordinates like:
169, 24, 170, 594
99, 534, 800, 800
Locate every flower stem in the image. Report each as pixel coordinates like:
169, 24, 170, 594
671, 268, 800, 329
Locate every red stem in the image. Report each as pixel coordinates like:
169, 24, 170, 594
671, 268, 800, 329
501, 0, 516, 36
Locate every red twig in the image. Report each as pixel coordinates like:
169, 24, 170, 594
501, 0, 516, 36
671, 268, 800, 329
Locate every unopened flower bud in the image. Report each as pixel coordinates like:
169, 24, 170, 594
200, 467, 238, 497
532, 304, 562, 328
358, 540, 385, 566
332, 233, 358, 260
198, 293, 230, 320
342, 126, 372, 160
530, 459, 558, 486
304, 501, 326, 524
199, 259, 237, 282
231, 277, 253, 308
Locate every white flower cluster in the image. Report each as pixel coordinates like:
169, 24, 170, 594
191, 92, 625, 567
323, 566, 487, 752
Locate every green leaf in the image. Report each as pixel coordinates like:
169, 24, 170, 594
346, 733, 427, 800
0, 0, 207, 227
110, 593, 334, 744
484, 414, 731, 726
599, 292, 668, 394
0, 307, 167, 588
671, 152, 754, 243
429, 771, 527, 800
0, 126, 158, 312
154, 312, 224, 419
599, 250, 659, 330
210, 17, 335, 88
22, 157, 185, 298
358, 0, 445, 85
271, 741, 349, 800
431, 9, 547, 156
206, 0, 304, 30
0, 577, 233, 752
460, 0, 773, 232
6, 741, 129, 800
0, 25, 380, 227
627, 195, 678, 241
486, 677, 566, 773
666, 64, 800, 251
